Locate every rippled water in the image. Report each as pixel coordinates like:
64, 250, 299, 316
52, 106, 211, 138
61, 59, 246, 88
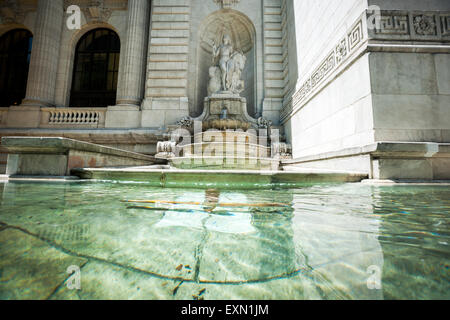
0, 181, 449, 300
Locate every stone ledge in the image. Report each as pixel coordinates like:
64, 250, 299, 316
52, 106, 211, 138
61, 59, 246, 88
282, 142, 450, 180
1, 137, 155, 161
6, 175, 84, 183
71, 167, 368, 189
1, 137, 157, 177
282, 142, 450, 165
0, 128, 166, 145
361, 179, 450, 186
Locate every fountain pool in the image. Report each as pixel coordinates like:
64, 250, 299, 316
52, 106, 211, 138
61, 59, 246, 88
0, 181, 449, 300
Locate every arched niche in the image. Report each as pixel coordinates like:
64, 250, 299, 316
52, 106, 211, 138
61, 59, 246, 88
194, 10, 257, 118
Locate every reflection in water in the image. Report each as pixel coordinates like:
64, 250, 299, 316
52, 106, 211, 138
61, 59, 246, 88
0, 182, 449, 300
371, 186, 450, 300
153, 189, 257, 235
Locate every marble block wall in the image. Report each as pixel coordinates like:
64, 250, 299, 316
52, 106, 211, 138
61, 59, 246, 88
283, 0, 371, 158
282, 0, 450, 162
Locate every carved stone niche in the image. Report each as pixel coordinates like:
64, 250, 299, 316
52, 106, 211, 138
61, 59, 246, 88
194, 10, 257, 118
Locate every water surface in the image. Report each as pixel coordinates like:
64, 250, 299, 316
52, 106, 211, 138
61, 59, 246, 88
0, 181, 449, 300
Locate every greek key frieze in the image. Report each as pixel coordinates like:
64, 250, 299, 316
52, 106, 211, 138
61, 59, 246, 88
377, 14, 409, 35
371, 10, 450, 40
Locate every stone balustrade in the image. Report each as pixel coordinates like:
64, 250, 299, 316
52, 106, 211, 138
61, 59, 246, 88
42, 108, 106, 128
0, 107, 107, 129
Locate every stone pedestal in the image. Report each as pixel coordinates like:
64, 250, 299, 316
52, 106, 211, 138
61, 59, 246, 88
196, 94, 257, 128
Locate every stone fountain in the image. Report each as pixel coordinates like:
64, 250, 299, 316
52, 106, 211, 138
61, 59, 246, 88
156, 34, 291, 170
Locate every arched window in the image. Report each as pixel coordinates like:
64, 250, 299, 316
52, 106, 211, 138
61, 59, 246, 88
70, 29, 120, 108
0, 29, 33, 107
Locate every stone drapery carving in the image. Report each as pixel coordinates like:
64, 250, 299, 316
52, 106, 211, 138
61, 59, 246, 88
208, 34, 247, 96
155, 141, 177, 159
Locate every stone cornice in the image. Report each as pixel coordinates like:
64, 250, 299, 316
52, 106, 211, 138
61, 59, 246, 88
368, 10, 450, 41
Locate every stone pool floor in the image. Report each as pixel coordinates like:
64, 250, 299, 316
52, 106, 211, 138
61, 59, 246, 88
1, 181, 448, 300
0, 222, 347, 300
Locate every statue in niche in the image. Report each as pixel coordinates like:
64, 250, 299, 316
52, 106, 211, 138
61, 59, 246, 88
209, 34, 246, 95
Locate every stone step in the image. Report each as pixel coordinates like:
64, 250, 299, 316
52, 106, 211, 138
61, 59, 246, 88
71, 167, 369, 189
181, 142, 271, 158
170, 156, 280, 171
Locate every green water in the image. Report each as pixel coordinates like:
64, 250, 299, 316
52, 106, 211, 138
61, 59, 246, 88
0, 181, 449, 300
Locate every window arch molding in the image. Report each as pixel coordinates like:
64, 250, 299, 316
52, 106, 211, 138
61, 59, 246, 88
69, 27, 121, 108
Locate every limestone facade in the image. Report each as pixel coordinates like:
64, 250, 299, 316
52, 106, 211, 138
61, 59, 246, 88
0, 0, 449, 179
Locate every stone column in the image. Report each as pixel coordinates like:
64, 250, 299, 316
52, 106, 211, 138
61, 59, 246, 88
105, 0, 150, 128
116, 0, 150, 106
22, 0, 63, 107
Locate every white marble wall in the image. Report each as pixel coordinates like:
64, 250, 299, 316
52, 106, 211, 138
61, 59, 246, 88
371, 52, 450, 143
284, 0, 370, 158
284, 0, 450, 162
288, 54, 374, 158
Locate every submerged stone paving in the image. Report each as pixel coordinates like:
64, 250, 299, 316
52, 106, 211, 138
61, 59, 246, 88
0, 182, 449, 300
0, 228, 87, 300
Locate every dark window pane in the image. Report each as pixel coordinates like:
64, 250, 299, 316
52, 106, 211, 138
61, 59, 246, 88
0, 29, 33, 107
108, 53, 115, 71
